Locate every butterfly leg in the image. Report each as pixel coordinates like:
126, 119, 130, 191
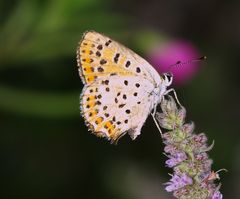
151, 107, 163, 136
164, 88, 182, 107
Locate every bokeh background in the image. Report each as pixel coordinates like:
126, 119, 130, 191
1, 0, 240, 198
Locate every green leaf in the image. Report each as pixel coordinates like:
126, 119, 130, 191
0, 85, 79, 118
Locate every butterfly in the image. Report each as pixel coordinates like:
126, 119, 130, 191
76, 31, 174, 143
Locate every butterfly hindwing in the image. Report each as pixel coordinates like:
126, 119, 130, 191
80, 75, 155, 142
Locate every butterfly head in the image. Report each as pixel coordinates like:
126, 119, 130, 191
152, 72, 173, 108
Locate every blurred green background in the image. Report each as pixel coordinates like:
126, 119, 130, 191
1, 0, 240, 198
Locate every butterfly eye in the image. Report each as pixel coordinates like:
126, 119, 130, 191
164, 73, 172, 82
164, 73, 173, 85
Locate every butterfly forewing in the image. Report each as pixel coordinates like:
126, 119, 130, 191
77, 31, 157, 84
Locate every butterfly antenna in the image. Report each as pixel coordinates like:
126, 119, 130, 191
168, 56, 207, 72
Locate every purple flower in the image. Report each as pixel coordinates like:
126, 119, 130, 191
195, 152, 208, 161
164, 145, 177, 155
212, 191, 223, 199
181, 122, 195, 135
193, 133, 208, 144
148, 40, 201, 85
166, 152, 187, 167
157, 93, 223, 198
165, 173, 193, 192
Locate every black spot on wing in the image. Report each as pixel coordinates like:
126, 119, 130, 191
135, 83, 140, 88
118, 104, 126, 108
96, 51, 101, 57
105, 40, 112, 46
103, 106, 108, 110
125, 61, 131, 68
97, 45, 103, 50
114, 53, 120, 63
104, 113, 109, 117
136, 67, 141, 73
98, 67, 104, 72
125, 109, 131, 114
100, 59, 107, 65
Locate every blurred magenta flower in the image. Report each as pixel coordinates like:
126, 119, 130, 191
148, 40, 201, 86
